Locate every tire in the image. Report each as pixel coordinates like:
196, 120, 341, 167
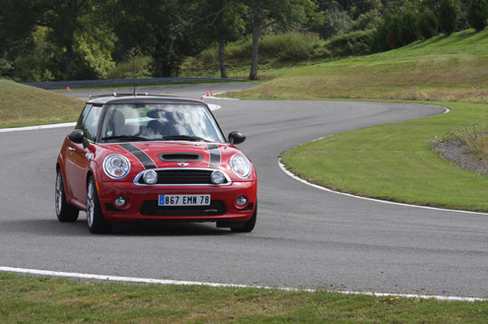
86, 176, 112, 234
231, 201, 257, 233
55, 169, 79, 222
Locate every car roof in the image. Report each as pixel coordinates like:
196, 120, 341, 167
86, 93, 205, 106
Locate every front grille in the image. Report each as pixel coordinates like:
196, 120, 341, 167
135, 169, 230, 185
140, 200, 226, 216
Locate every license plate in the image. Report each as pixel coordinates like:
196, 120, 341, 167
158, 194, 211, 206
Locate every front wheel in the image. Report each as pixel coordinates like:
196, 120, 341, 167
86, 176, 112, 234
231, 201, 257, 233
55, 169, 79, 222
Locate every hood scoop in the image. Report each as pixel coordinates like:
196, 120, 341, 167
158, 152, 203, 162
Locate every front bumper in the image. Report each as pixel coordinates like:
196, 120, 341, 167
97, 180, 257, 224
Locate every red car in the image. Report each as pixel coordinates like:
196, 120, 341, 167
55, 94, 257, 234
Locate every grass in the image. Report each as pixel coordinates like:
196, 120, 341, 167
227, 30, 488, 102
1, 272, 487, 323
0, 79, 84, 128
281, 101, 488, 211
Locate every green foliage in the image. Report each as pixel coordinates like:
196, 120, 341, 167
438, 0, 459, 35
370, 14, 401, 52
260, 33, 322, 61
11, 27, 56, 82
348, 9, 383, 31
417, 8, 439, 39
197, 33, 324, 64
11, 26, 114, 82
0, 53, 13, 77
317, 6, 351, 40
467, 0, 488, 31
72, 32, 115, 80
399, 9, 419, 46
106, 56, 151, 79
326, 29, 375, 56
113, 0, 206, 77
0, 0, 482, 81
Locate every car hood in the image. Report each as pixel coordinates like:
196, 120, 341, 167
101, 141, 242, 170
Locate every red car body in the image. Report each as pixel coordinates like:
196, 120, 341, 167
55, 94, 257, 233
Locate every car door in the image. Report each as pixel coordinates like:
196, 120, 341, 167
65, 104, 103, 204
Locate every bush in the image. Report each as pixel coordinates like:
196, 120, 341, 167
399, 9, 419, 46
318, 7, 351, 40
467, 0, 488, 31
417, 8, 439, 39
438, 0, 458, 35
259, 33, 322, 61
327, 29, 375, 56
197, 33, 323, 64
370, 23, 391, 53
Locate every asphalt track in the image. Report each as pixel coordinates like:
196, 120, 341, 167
1, 84, 487, 299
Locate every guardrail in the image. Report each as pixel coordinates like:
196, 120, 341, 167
23, 77, 245, 89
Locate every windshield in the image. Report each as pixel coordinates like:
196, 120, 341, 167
100, 104, 226, 143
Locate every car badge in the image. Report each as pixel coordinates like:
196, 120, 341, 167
177, 162, 189, 167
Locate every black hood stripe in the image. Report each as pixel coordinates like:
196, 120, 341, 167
119, 143, 157, 169
207, 144, 221, 168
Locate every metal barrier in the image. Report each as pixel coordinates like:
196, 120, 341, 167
23, 77, 245, 89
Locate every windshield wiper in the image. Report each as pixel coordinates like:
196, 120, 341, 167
162, 135, 211, 142
102, 135, 148, 142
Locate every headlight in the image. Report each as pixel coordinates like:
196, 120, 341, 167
103, 154, 131, 179
230, 154, 252, 179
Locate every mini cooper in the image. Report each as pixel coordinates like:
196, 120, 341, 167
55, 94, 257, 234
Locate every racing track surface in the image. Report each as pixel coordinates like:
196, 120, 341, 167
1, 84, 487, 299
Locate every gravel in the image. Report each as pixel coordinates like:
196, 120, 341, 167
434, 139, 488, 174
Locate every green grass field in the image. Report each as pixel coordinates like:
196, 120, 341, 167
2, 273, 487, 323
229, 30, 488, 102
1, 29, 488, 322
0, 80, 84, 128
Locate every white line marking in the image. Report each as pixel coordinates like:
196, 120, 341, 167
0, 122, 76, 133
278, 160, 488, 216
0, 266, 484, 302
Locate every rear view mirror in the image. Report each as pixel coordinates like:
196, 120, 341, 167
228, 131, 246, 145
68, 130, 89, 148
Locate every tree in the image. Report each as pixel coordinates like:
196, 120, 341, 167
438, 0, 458, 35
191, 0, 244, 78
246, 0, 319, 80
398, 8, 419, 46
0, 0, 40, 78
417, 8, 439, 39
467, 0, 488, 31
318, 6, 351, 40
38, 0, 105, 80
113, 0, 205, 77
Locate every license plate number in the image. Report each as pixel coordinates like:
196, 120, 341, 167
158, 194, 211, 206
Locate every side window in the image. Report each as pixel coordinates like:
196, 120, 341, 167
75, 104, 92, 130
76, 104, 103, 141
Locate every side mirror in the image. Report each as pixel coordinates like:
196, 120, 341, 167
68, 130, 89, 149
228, 131, 246, 145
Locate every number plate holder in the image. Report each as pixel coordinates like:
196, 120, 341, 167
158, 194, 211, 206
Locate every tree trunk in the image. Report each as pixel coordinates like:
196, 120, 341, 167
218, 37, 227, 78
249, 0, 261, 80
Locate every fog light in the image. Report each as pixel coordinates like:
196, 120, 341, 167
115, 196, 126, 207
236, 195, 247, 207
211, 170, 226, 184
143, 170, 158, 184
